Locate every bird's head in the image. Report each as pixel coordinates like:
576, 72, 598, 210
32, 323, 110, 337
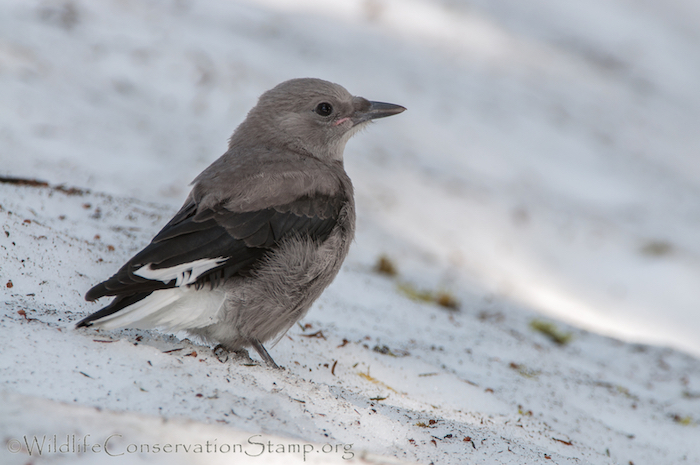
232, 78, 405, 162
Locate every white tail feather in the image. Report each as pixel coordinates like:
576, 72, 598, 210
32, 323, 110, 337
91, 287, 226, 331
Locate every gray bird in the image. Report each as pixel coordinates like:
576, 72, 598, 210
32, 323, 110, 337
76, 78, 405, 368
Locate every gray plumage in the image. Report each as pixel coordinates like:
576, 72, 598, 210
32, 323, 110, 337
76, 78, 405, 368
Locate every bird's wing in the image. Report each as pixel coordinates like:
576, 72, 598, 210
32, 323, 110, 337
77, 192, 345, 326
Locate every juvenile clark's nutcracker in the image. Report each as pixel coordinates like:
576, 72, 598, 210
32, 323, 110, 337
76, 78, 405, 368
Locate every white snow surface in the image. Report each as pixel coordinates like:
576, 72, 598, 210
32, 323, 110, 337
1, 0, 699, 464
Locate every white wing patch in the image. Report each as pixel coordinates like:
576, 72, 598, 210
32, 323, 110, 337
90, 287, 226, 331
134, 257, 227, 286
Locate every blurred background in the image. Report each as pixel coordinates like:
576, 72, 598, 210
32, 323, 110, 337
2, 0, 699, 356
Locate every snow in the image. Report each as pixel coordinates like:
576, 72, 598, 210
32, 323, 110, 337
1, 0, 699, 464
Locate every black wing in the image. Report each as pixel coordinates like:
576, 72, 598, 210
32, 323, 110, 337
77, 194, 345, 326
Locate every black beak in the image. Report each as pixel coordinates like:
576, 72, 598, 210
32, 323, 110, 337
367, 101, 406, 119
353, 101, 406, 124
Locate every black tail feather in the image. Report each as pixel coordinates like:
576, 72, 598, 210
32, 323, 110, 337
76, 292, 153, 328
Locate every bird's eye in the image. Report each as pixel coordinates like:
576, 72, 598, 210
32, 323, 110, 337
314, 102, 333, 117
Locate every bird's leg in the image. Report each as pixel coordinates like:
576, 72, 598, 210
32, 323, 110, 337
250, 338, 280, 369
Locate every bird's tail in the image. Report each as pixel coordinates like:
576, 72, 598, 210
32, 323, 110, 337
76, 287, 226, 331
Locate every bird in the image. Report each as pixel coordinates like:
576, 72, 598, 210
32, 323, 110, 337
76, 78, 405, 368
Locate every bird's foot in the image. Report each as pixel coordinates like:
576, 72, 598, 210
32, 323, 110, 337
212, 344, 254, 364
